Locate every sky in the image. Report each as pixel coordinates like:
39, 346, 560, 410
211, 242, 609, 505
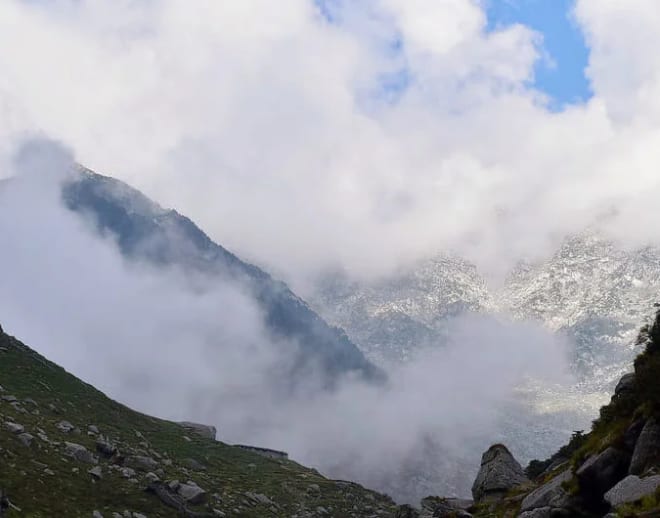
485, 0, 591, 108
1, 0, 660, 287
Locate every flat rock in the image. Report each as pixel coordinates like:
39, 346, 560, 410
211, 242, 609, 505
630, 418, 660, 475
472, 444, 528, 502
604, 474, 660, 507
520, 469, 572, 512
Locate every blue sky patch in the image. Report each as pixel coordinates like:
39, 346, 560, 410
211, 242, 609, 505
485, 0, 592, 110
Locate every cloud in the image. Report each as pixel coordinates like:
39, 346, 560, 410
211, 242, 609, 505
3, 0, 660, 289
0, 138, 581, 502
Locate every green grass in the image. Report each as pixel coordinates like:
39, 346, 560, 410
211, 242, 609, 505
0, 327, 396, 517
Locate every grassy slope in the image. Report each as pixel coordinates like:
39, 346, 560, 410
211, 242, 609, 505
0, 326, 396, 518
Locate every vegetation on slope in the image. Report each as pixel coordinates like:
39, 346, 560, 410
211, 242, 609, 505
0, 324, 396, 517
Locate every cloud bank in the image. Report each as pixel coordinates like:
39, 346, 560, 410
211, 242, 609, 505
0, 139, 579, 502
1, 1, 660, 287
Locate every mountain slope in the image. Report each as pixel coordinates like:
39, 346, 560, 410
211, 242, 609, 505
0, 323, 396, 517
61, 168, 381, 386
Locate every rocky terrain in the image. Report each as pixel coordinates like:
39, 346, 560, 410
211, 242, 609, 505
0, 323, 396, 517
397, 307, 660, 518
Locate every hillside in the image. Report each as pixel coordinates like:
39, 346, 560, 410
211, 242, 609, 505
0, 323, 396, 517
62, 168, 381, 387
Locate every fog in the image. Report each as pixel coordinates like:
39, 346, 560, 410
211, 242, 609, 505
0, 139, 582, 502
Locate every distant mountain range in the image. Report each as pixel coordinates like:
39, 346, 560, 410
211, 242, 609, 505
61, 168, 381, 388
311, 233, 660, 394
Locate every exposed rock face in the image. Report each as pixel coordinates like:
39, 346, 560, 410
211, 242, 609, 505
576, 447, 630, 497
520, 469, 572, 513
471, 444, 528, 502
615, 373, 636, 396
179, 422, 217, 440
604, 474, 660, 507
629, 418, 660, 475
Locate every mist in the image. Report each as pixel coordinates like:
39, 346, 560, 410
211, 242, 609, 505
0, 139, 583, 502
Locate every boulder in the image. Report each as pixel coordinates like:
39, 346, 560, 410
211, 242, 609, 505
177, 481, 208, 505
64, 442, 99, 465
56, 420, 76, 433
576, 447, 629, 496
630, 418, 660, 475
88, 466, 103, 480
179, 421, 217, 440
520, 469, 572, 512
623, 419, 646, 452
125, 455, 159, 472
95, 437, 117, 457
4, 421, 24, 434
472, 444, 528, 502
517, 508, 571, 518
18, 432, 34, 447
604, 474, 660, 507
394, 505, 419, 518
614, 373, 636, 396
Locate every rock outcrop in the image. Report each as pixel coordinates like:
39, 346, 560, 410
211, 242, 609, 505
179, 422, 217, 441
471, 444, 528, 502
604, 474, 660, 507
629, 417, 660, 475
519, 469, 572, 513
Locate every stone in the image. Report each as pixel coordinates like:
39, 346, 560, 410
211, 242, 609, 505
64, 442, 99, 465
182, 458, 206, 471
96, 437, 117, 457
518, 508, 571, 518
177, 481, 208, 505
17, 432, 34, 447
472, 444, 528, 502
125, 455, 159, 472
88, 425, 100, 434
630, 418, 660, 475
5, 421, 24, 434
179, 421, 217, 440
133, 514, 147, 518
144, 472, 160, 483
623, 419, 646, 452
92, 511, 104, 518
604, 474, 660, 507
1, 395, 17, 402
245, 492, 273, 505
614, 373, 636, 396
88, 466, 103, 480
520, 469, 572, 512
44, 468, 55, 476
56, 420, 76, 433
394, 505, 420, 518
120, 467, 137, 479
576, 447, 629, 496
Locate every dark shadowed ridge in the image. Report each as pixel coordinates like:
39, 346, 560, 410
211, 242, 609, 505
61, 167, 383, 388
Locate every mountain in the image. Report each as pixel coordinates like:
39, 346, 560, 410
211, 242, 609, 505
0, 323, 397, 517
311, 233, 660, 390
61, 168, 381, 387
312, 255, 493, 364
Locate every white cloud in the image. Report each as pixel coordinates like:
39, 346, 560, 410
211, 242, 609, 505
0, 0, 659, 286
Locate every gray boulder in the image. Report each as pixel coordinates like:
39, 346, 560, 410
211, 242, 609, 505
56, 420, 76, 433
576, 447, 629, 495
18, 432, 34, 447
520, 469, 572, 512
394, 506, 419, 518
4, 421, 24, 434
614, 373, 636, 396
604, 474, 660, 507
630, 418, 660, 475
64, 442, 99, 464
472, 444, 528, 502
517, 508, 571, 518
179, 421, 217, 440
177, 481, 208, 505
125, 455, 159, 472
88, 466, 103, 480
